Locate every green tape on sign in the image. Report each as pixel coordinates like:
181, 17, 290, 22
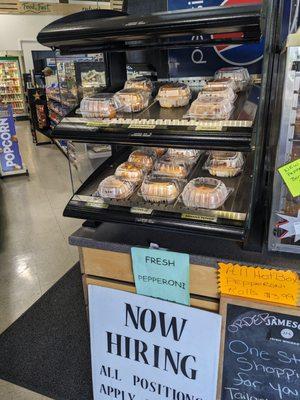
278, 158, 300, 197
131, 247, 190, 305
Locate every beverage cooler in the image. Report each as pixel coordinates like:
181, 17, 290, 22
37, 3, 283, 248
268, 30, 300, 254
0, 57, 26, 117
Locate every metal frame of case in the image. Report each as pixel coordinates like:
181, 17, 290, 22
37, 2, 283, 246
268, 37, 300, 254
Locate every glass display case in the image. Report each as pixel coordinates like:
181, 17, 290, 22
268, 31, 300, 254
44, 52, 108, 156
37, 4, 282, 246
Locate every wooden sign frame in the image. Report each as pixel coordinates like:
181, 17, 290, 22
217, 295, 300, 400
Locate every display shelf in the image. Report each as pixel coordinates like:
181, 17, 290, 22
50, 84, 259, 151
64, 148, 253, 240
37, 4, 262, 54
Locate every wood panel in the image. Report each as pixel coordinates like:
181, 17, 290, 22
85, 276, 219, 312
0, 0, 112, 15
81, 247, 219, 299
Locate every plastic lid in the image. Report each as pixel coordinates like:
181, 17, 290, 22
151, 147, 167, 157
153, 156, 190, 179
182, 177, 229, 209
167, 148, 201, 160
128, 150, 154, 171
98, 175, 136, 200
187, 97, 233, 120
141, 175, 180, 203
115, 162, 145, 183
208, 151, 244, 168
124, 77, 153, 92
79, 95, 118, 118
214, 67, 250, 91
157, 83, 191, 98
199, 87, 236, 102
114, 88, 150, 113
203, 78, 237, 92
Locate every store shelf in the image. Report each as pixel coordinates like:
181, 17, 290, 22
64, 149, 253, 240
38, 4, 262, 54
50, 85, 259, 151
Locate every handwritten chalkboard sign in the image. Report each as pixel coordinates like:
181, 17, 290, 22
219, 297, 300, 400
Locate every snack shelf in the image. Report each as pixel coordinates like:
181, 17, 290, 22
50, 84, 259, 151
63, 148, 253, 240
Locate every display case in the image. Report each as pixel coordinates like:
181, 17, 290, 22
268, 31, 300, 254
0, 57, 26, 116
37, 4, 282, 245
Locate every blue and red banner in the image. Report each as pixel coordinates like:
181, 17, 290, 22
167, 0, 293, 77
0, 105, 24, 174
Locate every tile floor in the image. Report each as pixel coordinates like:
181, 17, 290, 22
0, 121, 83, 399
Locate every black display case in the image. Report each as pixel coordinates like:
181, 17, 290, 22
37, 3, 283, 247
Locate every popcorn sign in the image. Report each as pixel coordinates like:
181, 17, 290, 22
0, 106, 24, 174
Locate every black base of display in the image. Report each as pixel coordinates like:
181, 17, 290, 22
0, 264, 93, 400
15, 115, 29, 121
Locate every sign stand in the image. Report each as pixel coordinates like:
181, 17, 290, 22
0, 105, 28, 178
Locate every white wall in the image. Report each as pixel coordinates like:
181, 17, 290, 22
0, 15, 63, 71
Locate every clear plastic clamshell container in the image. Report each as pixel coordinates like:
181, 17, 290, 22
203, 78, 237, 92
153, 156, 190, 179
186, 97, 233, 120
98, 175, 136, 200
205, 151, 244, 177
115, 162, 145, 183
128, 150, 155, 171
124, 77, 153, 93
167, 148, 202, 162
141, 175, 181, 204
182, 177, 230, 209
79, 94, 117, 118
114, 89, 150, 113
157, 83, 191, 108
214, 67, 250, 91
199, 86, 236, 103
209, 151, 244, 168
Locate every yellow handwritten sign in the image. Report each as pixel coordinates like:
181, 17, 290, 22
218, 263, 299, 306
278, 158, 300, 197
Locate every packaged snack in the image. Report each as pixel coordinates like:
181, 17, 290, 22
115, 162, 145, 183
124, 77, 153, 93
206, 151, 244, 177
182, 177, 229, 209
98, 175, 136, 200
141, 176, 180, 203
199, 86, 236, 102
187, 97, 233, 120
203, 78, 236, 92
153, 156, 190, 179
79, 94, 117, 118
114, 89, 150, 113
214, 67, 250, 91
128, 150, 155, 171
157, 83, 191, 108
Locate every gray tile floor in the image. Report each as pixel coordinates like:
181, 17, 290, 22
1, 121, 83, 399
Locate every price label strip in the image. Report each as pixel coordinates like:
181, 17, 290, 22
181, 213, 218, 222
130, 207, 153, 215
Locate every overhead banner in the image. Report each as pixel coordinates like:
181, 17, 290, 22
131, 247, 190, 305
0, 105, 24, 175
89, 286, 222, 400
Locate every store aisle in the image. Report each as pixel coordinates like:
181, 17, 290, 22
0, 121, 82, 399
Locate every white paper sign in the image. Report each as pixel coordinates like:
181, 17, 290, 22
89, 286, 222, 400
